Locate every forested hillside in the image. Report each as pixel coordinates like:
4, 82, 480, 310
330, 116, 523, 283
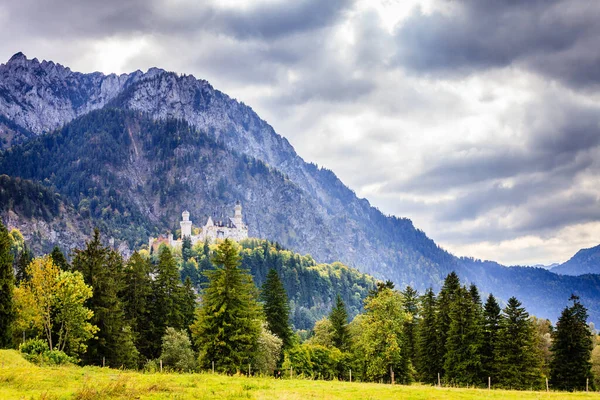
551, 245, 600, 276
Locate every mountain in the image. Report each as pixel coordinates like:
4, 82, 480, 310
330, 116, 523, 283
551, 245, 600, 276
1, 53, 600, 324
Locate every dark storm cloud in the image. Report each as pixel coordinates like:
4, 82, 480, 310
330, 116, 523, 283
395, 0, 600, 88
0, 0, 352, 40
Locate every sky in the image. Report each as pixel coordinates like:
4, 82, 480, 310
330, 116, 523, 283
2, 0, 600, 266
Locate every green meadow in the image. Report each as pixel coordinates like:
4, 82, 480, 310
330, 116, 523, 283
1, 350, 598, 400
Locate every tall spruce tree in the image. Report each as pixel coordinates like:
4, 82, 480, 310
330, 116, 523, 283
14, 245, 33, 285
402, 286, 419, 372
122, 251, 154, 363
550, 295, 594, 391
260, 268, 293, 349
150, 245, 185, 357
481, 294, 501, 379
435, 272, 461, 376
329, 294, 350, 351
181, 277, 197, 331
416, 288, 439, 384
191, 239, 261, 373
494, 297, 542, 389
71, 229, 138, 367
0, 220, 15, 348
444, 286, 483, 386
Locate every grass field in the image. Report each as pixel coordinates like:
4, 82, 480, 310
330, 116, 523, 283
1, 350, 599, 399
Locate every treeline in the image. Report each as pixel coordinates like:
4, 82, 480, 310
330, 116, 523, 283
0, 220, 597, 392
174, 237, 376, 330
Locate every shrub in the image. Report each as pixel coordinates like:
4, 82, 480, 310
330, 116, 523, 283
160, 327, 196, 372
19, 339, 73, 365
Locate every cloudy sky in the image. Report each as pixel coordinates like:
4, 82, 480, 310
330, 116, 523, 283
2, 0, 600, 266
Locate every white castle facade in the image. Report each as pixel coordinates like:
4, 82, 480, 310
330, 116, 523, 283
149, 202, 248, 251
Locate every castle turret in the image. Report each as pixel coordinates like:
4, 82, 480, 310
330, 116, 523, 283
180, 210, 192, 238
232, 201, 244, 228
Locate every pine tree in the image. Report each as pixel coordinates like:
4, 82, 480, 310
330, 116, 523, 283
0, 220, 15, 348
435, 272, 461, 376
402, 286, 419, 368
494, 297, 542, 389
550, 295, 594, 391
191, 239, 261, 373
181, 277, 197, 331
444, 286, 483, 386
122, 251, 154, 363
481, 294, 501, 379
260, 268, 293, 349
416, 288, 439, 384
14, 245, 33, 284
50, 246, 69, 271
150, 245, 185, 358
71, 229, 138, 367
329, 294, 350, 351
181, 236, 192, 262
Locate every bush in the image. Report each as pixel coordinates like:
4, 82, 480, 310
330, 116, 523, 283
19, 339, 73, 365
160, 327, 196, 372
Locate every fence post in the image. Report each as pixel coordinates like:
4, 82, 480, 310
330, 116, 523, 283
349, 369, 352, 383
587, 378, 589, 392
546, 377, 549, 392
488, 376, 491, 390
248, 363, 251, 376
212, 361, 215, 374
390, 366, 395, 385
438, 372, 441, 387
102, 357, 105, 367
160, 359, 163, 372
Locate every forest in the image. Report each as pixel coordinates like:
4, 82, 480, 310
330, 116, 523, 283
0, 220, 598, 392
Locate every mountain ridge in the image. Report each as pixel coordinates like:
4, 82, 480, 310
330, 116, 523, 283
2, 53, 600, 324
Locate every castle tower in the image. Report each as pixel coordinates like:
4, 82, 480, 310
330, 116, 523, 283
180, 210, 192, 238
232, 201, 243, 228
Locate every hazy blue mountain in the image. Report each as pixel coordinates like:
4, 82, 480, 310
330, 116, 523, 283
552, 245, 600, 276
1, 53, 600, 324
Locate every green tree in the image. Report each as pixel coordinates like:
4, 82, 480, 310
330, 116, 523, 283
494, 297, 542, 389
481, 294, 501, 379
191, 239, 261, 373
14, 246, 33, 285
71, 229, 138, 367
181, 277, 197, 331
0, 220, 14, 348
260, 268, 293, 350
355, 287, 410, 383
444, 286, 483, 386
254, 323, 283, 375
402, 286, 419, 371
122, 251, 154, 362
50, 246, 69, 271
151, 245, 186, 358
550, 295, 594, 391
435, 272, 461, 376
329, 294, 350, 351
416, 288, 439, 384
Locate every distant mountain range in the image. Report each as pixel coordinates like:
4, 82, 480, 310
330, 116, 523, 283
2, 52, 600, 323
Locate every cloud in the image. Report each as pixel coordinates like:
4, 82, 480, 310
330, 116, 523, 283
394, 0, 600, 88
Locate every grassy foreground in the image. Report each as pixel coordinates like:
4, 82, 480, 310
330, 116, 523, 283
1, 351, 598, 400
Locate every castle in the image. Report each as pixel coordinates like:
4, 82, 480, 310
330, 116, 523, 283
149, 202, 248, 252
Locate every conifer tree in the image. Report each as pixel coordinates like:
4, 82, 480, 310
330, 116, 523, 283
71, 229, 138, 367
50, 246, 69, 271
14, 245, 33, 285
481, 294, 501, 379
181, 277, 197, 331
329, 294, 350, 351
122, 251, 154, 362
494, 297, 542, 389
181, 236, 192, 262
402, 286, 419, 367
150, 245, 185, 357
550, 295, 594, 391
435, 272, 461, 375
191, 239, 261, 373
416, 288, 439, 384
0, 220, 15, 348
444, 286, 483, 385
260, 268, 293, 349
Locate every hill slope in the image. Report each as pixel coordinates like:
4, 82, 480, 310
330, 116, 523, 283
552, 245, 600, 276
